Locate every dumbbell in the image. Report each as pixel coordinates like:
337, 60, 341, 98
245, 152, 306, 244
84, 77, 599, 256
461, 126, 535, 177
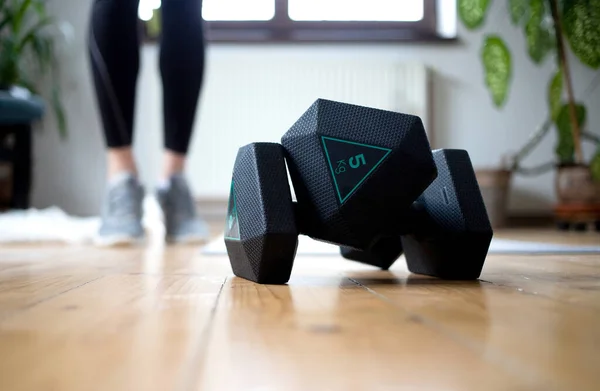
340, 149, 494, 280
223, 143, 299, 284
224, 99, 437, 284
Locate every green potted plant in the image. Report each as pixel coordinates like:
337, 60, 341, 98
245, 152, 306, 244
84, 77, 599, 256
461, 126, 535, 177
458, 0, 600, 228
0, 0, 67, 136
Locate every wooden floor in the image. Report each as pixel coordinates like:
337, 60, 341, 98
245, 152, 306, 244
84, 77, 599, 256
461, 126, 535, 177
0, 228, 599, 391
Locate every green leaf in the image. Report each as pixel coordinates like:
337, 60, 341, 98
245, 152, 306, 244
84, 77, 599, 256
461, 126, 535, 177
509, 0, 529, 25
548, 69, 563, 121
0, 0, 7, 21
52, 83, 67, 138
555, 103, 586, 163
31, 0, 47, 18
29, 34, 52, 73
458, 0, 491, 29
16, 0, 33, 21
146, 9, 162, 39
0, 3, 13, 31
16, 15, 53, 51
562, 0, 600, 69
591, 147, 600, 182
13, 0, 33, 34
0, 36, 19, 86
482, 35, 512, 107
525, 0, 555, 64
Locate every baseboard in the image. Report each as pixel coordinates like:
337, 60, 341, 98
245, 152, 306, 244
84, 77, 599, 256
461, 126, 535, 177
507, 214, 554, 228
196, 197, 555, 228
195, 197, 228, 222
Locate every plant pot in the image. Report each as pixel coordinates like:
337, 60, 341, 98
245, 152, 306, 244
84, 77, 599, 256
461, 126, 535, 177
555, 164, 600, 204
475, 168, 512, 228
553, 164, 600, 231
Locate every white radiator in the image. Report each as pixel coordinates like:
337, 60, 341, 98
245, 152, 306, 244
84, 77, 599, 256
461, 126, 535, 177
136, 49, 433, 199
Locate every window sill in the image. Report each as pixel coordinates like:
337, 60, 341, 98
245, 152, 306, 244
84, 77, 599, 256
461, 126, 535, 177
141, 22, 458, 45
204, 28, 457, 44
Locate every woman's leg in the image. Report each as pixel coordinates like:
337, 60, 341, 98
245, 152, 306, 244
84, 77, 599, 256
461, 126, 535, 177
89, 0, 141, 176
89, 0, 145, 245
160, 0, 205, 173
156, 0, 209, 243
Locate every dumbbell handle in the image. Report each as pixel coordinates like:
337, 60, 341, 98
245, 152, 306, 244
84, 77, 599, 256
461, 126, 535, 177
291, 202, 309, 234
292, 200, 433, 241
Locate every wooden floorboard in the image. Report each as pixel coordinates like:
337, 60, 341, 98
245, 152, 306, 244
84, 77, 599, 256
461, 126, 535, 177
0, 228, 598, 390
0, 274, 226, 391
351, 272, 600, 390
195, 276, 529, 391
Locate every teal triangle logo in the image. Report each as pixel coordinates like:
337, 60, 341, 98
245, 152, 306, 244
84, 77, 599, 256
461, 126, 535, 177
225, 180, 240, 240
321, 136, 392, 204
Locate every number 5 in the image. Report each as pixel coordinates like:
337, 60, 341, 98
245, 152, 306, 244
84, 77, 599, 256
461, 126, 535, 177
349, 154, 366, 169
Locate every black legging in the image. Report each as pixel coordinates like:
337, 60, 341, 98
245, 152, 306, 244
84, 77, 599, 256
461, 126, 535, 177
88, 0, 205, 155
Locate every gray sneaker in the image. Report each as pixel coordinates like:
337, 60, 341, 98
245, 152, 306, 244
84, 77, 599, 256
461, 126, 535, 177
95, 173, 145, 246
156, 174, 209, 243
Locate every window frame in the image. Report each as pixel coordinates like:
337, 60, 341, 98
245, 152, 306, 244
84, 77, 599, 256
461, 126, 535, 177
142, 0, 453, 43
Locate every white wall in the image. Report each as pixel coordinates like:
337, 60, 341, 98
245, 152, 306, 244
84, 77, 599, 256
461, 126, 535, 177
32, 0, 599, 216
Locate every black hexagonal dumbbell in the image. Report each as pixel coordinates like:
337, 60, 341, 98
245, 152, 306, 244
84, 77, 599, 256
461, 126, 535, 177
281, 98, 436, 253
225, 99, 438, 284
225, 140, 399, 284
340, 149, 494, 280
403, 149, 493, 279
339, 234, 404, 270
224, 142, 299, 284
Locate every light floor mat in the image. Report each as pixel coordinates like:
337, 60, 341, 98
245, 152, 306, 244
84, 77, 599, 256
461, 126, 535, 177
202, 233, 600, 255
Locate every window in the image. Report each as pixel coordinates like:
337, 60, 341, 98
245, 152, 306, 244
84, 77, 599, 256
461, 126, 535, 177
202, 0, 275, 21
140, 0, 450, 42
287, 0, 423, 22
